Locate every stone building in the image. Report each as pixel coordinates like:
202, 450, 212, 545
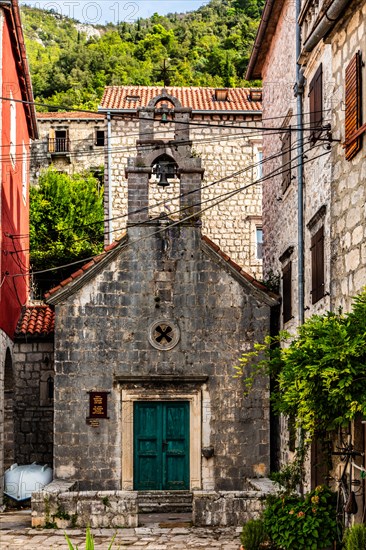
99, 86, 264, 278
246, 0, 366, 512
9, 305, 55, 468
44, 92, 277, 501
30, 112, 105, 185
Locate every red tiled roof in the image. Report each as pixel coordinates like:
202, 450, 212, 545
44, 239, 122, 300
100, 86, 262, 112
201, 235, 278, 299
37, 111, 104, 120
45, 234, 277, 303
16, 305, 55, 336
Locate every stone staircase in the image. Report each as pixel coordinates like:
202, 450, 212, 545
138, 491, 193, 514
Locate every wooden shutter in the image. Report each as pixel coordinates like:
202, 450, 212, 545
281, 128, 291, 193
282, 261, 292, 323
48, 127, 55, 152
311, 226, 324, 304
345, 51, 362, 161
309, 64, 323, 144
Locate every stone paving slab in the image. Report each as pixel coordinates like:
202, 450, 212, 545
0, 511, 241, 549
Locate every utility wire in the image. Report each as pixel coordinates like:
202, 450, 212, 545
8, 145, 331, 278
6, 131, 315, 243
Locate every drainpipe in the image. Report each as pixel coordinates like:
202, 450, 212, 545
107, 111, 113, 245
295, 0, 305, 327
295, 0, 305, 493
302, 0, 351, 53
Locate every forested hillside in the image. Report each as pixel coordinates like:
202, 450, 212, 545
21, 0, 263, 110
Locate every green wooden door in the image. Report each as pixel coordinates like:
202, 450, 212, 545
134, 401, 189, 490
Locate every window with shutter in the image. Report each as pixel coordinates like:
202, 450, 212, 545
281, 128, 291, 193
311, 226, 324, 304
282, 261, 292, 323
344, 51, 363, 161
309, 64, 323, 145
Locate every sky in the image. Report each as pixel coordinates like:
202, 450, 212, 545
20, 1, 208, 24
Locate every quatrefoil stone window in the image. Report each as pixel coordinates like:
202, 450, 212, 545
148, 320, 180, 351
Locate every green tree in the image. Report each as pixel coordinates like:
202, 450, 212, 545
235, 290, 366, 439
30, 168, 104, 291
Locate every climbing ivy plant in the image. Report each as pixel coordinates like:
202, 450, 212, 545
235, 289, 366, 440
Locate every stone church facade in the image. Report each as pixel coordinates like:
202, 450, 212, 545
45, 92, 277, 496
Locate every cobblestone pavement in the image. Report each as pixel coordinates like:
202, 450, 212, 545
0, 511, 241, 549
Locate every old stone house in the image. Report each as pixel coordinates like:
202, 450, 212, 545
30, 112, 105, 185
246, 0, 366, 516
99, 86, 264, 279
42, 92, 277, 511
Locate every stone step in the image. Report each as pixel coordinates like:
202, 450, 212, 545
138, 491, 193, 513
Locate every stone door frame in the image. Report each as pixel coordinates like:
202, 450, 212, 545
121, 387, 202, 491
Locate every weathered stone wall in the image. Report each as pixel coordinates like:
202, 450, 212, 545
302, 43, 333, 318
51, 224, 273, 491
329, 1, 366, 312
192, 490, 265, 526
0, 332, 13, 506
12, 340, 54, 466
105, 114, 263, 278
31, 487, 138, 528
260, 0, 298, 470
30, 117, 105, 185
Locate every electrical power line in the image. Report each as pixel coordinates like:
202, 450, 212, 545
6, 131, 318, 243
7, 144, 332, 278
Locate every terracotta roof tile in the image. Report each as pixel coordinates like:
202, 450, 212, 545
37, 111, 104, 120
44, 236, 127, 300
45, 232, 277, 302
100, 86, 262, 113
202, 235, 277, 298
16, 305, 55, 336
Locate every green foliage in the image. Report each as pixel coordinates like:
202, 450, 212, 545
235, 289, 366, 439
30, 167, 104, 290
343, 524, 366, 550
20, 0, 263, 109
240, 518, 267, 549
65, 528, 116, 550
269, 445, 308, 496
264, 485, 337, 550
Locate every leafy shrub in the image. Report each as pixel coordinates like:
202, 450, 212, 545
263, 485, 337, 550
240, 518, 267, 549
343, 524, 366, 550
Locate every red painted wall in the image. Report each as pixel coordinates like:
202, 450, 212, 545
0, 13, 30, 338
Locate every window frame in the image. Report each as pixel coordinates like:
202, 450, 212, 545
281, 127, 291, 193
282, 260, 292, 323
310, 225, 325, 304
95, 129, 105, 147
309, 64, 323, 145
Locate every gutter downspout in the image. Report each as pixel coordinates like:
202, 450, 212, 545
295, 0, 305, 494
302, 0, 351, 53
107, 111, 113, 245
295, 0, 305, 328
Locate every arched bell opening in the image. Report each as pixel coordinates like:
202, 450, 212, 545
149, 154, 180, 221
